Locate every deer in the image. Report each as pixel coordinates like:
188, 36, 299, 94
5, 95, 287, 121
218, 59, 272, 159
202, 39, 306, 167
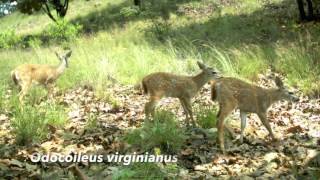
141, 61, 220, 127
11, 50, 72, 103
211, 76, 299, 154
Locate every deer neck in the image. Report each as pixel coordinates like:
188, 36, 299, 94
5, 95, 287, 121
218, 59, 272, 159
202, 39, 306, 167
192, 71, 209, 91
264, 88, 282, 107
56, 60, 67, 76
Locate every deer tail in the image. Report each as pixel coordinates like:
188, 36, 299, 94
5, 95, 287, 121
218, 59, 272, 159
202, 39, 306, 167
211, 80, 217, 101
142, 80, 148, 94
11, 71, 18, 86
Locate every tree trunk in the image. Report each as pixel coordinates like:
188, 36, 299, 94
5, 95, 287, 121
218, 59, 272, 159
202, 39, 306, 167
134, 0, 141, 6
297, 0, 307, 20
297, 0, 316, 21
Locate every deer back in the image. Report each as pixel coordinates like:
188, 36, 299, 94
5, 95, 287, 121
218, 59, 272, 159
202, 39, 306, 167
14, 64, 58, 84
212, 77, 299, 113
142, 72, 197, 98
212, 77, 270, 113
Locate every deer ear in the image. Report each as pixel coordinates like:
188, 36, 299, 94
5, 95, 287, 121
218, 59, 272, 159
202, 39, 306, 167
65, 50, 72, 58
275, 77, 284, 88
55, 51, 60, 58
197, 61, 206, 69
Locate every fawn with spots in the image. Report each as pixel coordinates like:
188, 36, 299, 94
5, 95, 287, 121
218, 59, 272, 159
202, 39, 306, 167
211, 76, 299, 153
11, 50, 72, 103
142, 62, 220, 127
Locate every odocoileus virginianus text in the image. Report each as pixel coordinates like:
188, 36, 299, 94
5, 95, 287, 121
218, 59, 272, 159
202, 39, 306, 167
142, 61, 220, 127
11, 50, 72, 103
211, 77, 299, 153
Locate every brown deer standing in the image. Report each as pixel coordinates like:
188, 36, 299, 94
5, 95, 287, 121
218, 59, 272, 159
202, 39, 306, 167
211, 77, 299, 153
11, 50, 72, 103
142, 62, 220, 127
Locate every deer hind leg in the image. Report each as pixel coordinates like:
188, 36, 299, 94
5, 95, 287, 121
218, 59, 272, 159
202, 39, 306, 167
216, 107, 235, 139
19, 82, 31, 104
257, 112, 276, 141
144, 96, 160, 120
217, 102, 236, 154
179, 98, 189, 125
181, 97, 195, 128
240, 111, 247, 143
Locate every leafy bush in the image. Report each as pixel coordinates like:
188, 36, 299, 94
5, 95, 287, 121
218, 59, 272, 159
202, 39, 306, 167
120, 6, 140, 18
46, 20, 82, 41
125, 110, 186, 153
195, 106, 218, 129
0, 29, 21, 48
11, 102, 66, 145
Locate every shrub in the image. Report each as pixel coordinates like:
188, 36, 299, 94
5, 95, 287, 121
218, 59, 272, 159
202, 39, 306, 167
46, 20, 82, 41
195, 106, 218, 129
125, 110, 186, 153
0, 29, 21, 48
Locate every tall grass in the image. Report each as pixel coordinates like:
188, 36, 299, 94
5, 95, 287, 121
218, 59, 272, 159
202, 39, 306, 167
11, 101, 66, 145
0, 0, 319, 96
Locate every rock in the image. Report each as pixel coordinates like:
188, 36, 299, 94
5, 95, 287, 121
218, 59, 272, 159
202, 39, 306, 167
265, 162, 278, 172
264, 152, 278, 162
179, 169, 189, 176
194, 164, 207, 172
240, 175, 255, 180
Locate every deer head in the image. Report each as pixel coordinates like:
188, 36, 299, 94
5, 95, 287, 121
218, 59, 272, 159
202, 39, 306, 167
275, 77, 299, 102
197, 61, 220, 80
55, 50, 72, 68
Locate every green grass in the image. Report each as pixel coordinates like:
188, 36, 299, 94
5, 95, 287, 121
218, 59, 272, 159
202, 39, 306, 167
0, 94, 67, 145
125, 110, 187, 153
195, 105, 218, 129
0, 0, 319, 96
113, 163, 165, 180
0, 0, 319, 151
10, 101, 66, 145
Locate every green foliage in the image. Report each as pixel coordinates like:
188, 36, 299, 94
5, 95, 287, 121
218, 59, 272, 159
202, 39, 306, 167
120, 6, 139, 18
147, 20, 171, 42
85, 113, 98, 133
195, 106, 218, 129
125, 110, 186, 153
25, 36, 42, 48
15, 0, 69, 22
279, 45, 320, 96
11, 102, 66, 145
0, 29, 21, 49
46, 20, 82, 41
113, 163, 165, 180
0, 85, 6, 113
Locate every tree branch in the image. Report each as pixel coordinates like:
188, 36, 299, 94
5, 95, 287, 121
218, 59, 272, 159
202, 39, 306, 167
42, 2, 57, 22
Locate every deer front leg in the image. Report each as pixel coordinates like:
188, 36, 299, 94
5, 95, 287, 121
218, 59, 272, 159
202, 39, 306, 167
144, 96, 159, 120
46, 83, 54, 99
240, 111, 247, 143
257, 112, 276, 141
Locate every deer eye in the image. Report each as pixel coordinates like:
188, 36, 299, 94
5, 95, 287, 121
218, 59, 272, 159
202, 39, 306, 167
288, 92, 294, 95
